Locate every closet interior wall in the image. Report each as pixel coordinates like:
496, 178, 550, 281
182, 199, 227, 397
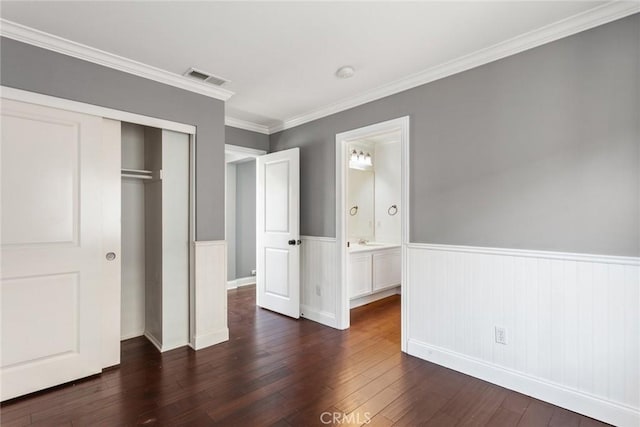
120, 122, 189, 351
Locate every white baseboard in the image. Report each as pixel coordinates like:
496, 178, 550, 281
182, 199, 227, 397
227, 276, 256, 289
407, 339, 639, 427
190, 328, 229, 351
120, 330, 145, 341
300, 304, 337, 328
144, 331, 163, 352
143, 331, 188, 353
350, 287, 400, 309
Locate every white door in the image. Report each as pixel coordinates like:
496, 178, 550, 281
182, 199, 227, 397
0, 99, 119, 401
256, 148, 300, 318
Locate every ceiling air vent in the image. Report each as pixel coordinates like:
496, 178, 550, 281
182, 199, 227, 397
183, 67, 230, 86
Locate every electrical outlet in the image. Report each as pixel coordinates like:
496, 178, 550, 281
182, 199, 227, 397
495, 326, 508, 345
315, 286, 322, 296
251, 269, 256, 276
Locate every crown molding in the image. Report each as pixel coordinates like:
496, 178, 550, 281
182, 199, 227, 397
268, 1, 640, 134
0, 19, 234, 102
224, 116, 270, 134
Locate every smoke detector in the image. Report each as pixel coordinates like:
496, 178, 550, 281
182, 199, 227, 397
335, 65, 355, 79
183, 67, 230, 86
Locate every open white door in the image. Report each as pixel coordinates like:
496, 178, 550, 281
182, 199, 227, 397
0, 99, 119, 400
256, 148, 300, 319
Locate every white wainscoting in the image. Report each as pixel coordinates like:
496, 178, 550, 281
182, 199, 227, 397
191, 241, 229, 350
300, 236, 338, 328
406, 243, 639, 427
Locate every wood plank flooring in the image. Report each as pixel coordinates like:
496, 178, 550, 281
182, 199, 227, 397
1, 286, 610, 426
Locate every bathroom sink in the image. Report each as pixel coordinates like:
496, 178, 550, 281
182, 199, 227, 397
361, 242, 385, 246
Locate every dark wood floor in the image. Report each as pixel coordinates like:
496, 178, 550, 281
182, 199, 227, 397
1, 286, 609, 426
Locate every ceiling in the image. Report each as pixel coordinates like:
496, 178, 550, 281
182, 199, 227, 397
0, 1, 627, 132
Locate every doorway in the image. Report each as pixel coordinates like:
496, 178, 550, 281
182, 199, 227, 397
335, 117, 410, 351
225, 144, 302, 321
225, 144, 266, 292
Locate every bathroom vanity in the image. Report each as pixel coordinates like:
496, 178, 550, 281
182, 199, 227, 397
349, 242, 401, 308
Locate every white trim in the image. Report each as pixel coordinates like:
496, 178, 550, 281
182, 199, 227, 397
300, 304, 337, 328
335, 117, 410, 349
144, 331, 163, 353
225, 117, 270, 135
301, 235, 337, 243
268, 1, 640, 134
225, 144, 267, 157
194, 240, 227, 248
189, 328, 230, 351
0, 19, 233, 102
350, 287, 400, 309
227, 276, 256, 289
407, 339, 640, 427
0, 86, 196, 134
120, 331, 145, 341
407, 243, 640, 266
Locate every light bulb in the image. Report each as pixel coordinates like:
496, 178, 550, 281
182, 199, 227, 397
365, 153, 372, 165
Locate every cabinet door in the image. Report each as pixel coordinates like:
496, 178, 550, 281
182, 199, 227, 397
349, 253, 372, 298
372, 248, 401, 291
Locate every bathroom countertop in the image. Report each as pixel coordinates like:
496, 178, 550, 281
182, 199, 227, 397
348, 242, 400, 253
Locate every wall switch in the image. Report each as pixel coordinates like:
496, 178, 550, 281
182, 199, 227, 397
495, 326, 508, 345
315, 286, 321, 296
251, 269, 256, 276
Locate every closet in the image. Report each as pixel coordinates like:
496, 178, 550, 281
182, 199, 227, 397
121, 122, 190, 352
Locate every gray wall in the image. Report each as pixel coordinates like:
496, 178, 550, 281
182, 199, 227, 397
0, 37, 226, 240
270, 14, 640, 257
235, 160, 257, 278
226, 126, 269, 151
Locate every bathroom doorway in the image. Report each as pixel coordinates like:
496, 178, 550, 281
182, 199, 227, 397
335, 117, 410, 351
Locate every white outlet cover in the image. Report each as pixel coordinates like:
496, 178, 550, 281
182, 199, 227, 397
495, 326, 508, 345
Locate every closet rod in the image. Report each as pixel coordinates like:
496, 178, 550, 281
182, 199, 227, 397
121, 173, 153, 180
121, 168, 153, 175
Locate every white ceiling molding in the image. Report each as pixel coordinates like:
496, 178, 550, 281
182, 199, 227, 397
268, 1, 640, 134
0, 19, 234, 101
224, 116, 270, 135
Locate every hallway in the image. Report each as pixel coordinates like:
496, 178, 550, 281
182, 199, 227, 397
0, 286, 608, 426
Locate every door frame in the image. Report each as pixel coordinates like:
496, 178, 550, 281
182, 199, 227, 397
224, 143, 266, 289
335, 116, 410, 352
1, 86, 198, 357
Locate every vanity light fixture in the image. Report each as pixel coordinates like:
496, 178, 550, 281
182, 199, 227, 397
349, 148, 373, 169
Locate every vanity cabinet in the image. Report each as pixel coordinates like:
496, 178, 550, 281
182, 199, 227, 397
349, 253, 372, 298
372, 250, 401, 291
349, 247, 400, 299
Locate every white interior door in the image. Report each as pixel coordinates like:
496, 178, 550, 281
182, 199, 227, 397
0, 98, 119, 400
256, 148, 300, 318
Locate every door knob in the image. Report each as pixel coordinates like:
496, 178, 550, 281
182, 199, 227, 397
105, 252, 116, 261
288, 240, 296, 245
296, 240, 302, 245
